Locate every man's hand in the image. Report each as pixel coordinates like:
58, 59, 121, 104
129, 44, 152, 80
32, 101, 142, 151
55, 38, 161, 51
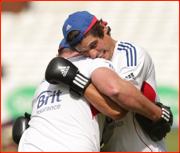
45, 57, 91, 97
135, 101, 173, 141
12, 112, 31, 144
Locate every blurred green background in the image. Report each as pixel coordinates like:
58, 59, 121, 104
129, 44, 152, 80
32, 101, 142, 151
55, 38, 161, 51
166, 129, 179, 152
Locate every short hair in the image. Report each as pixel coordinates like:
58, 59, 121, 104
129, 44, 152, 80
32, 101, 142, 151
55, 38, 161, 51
58, 47, 74, 56
67, 19, 111, 49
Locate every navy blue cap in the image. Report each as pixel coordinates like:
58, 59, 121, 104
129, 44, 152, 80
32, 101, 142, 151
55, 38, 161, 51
58, 38, 70, 50
62, 11, 107, 45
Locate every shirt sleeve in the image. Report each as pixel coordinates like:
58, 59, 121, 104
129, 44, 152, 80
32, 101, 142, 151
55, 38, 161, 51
114, 44, 149, 90
87, 58, 115, 78
68, 56, 115, 79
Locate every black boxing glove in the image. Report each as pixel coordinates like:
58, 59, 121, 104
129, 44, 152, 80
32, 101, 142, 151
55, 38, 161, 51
45, 57, 91, 97
12, 112, 31, 144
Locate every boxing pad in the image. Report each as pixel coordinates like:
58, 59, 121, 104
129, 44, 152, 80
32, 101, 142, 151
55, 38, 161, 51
12, 112, 31, 144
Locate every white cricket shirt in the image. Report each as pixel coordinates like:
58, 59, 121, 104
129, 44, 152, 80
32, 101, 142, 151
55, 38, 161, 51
18, 56, 113, 152
101, 41, 168, 152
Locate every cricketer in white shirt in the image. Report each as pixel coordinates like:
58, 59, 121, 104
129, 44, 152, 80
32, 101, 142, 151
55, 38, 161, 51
101, 41, 168, 152
18, 56, 114, 152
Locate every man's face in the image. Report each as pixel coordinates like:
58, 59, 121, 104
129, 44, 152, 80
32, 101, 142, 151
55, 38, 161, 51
75, 32, 115, 60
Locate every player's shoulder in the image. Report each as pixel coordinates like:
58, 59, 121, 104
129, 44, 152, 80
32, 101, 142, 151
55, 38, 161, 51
36, 78, 65, 92
67, 55, 92, 64
118, 41, 149, 59
118, 41, 146, 52
68, 55, 112, 66
114, 41, 149, 67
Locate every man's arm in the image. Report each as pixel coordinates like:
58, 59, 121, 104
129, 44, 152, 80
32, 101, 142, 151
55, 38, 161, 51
45, 57, 128, 120
91, 67, 162, 122
45, 57, 160, 122
45, 57, 172, 141
84, 83, 128, 120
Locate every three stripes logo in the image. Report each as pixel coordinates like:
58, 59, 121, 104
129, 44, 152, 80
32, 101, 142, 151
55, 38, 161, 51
59, 66, 70, 77
117, 42, 137, 67
162, 108, 171, 122
73, 74, 89, 89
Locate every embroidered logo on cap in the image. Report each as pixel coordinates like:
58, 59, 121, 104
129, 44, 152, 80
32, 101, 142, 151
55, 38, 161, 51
66, 24, 72, 31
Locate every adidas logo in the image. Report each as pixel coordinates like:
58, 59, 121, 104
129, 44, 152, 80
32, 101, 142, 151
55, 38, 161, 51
59, 66, 70, 77
125, 73, 135, 80
66, 24, 72, 31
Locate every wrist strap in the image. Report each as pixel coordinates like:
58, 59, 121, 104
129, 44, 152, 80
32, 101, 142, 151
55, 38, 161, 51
70, 72, 91, 96
153, 101, 171, 123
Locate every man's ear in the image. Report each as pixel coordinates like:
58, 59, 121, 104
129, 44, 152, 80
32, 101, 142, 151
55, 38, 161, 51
100, 22, 108, 34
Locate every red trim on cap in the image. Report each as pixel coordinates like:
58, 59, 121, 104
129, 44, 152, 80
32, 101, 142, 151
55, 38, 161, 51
102, 21, 107, 25
58, 47, 64, 51
84, 16, 98, 35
